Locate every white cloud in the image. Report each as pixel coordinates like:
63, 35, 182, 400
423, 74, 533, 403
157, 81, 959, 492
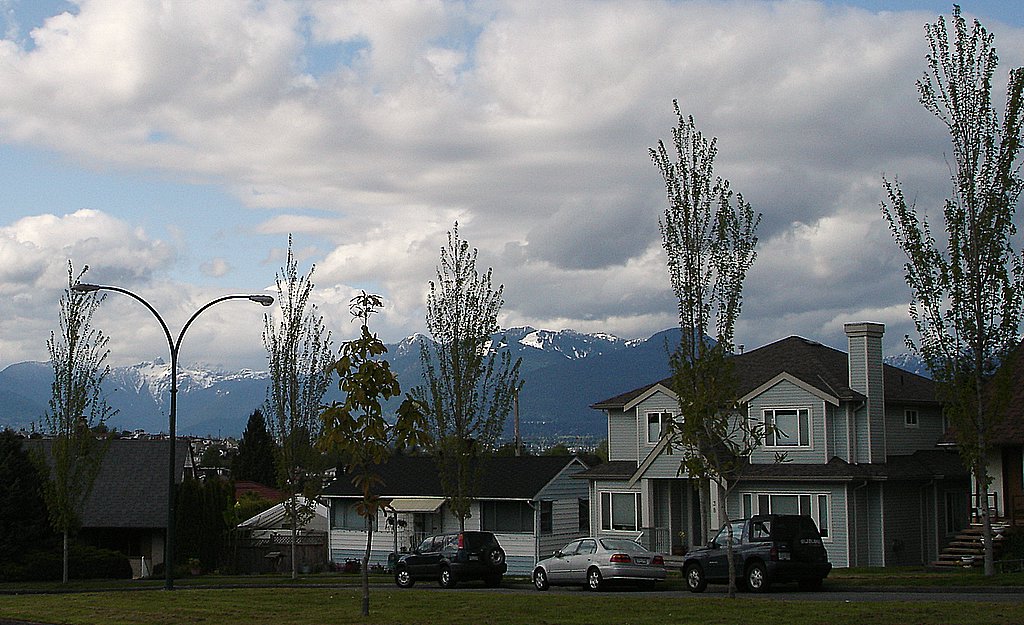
0, 1, 1022, 368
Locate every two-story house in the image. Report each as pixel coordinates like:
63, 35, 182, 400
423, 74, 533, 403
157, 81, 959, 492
582, 322, 970, 568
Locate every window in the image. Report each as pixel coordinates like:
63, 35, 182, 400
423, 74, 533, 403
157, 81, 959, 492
600, 491, 642, 532
331, 499, 375, 531
480, 500, 534, 533
749, 492, 830, 538
904, 409, 919, 428
578, 498, 590, 533
578, 539, 597, 554
742, 493, 753, 519
540, 501, 553, 535
646, 412, 671, 444
764, 408, 811, 447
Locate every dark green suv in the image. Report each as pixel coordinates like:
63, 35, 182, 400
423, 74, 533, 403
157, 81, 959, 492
394, 531, 507, 588
682, 514, 831, 592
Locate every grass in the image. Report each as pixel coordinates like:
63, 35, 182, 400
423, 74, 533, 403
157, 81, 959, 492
2, 586, 1024, 625
1, 568, 1024, 625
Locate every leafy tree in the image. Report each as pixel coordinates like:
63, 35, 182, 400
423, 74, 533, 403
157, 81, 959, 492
650, 101, 762, 597
882, 5, 1024, 577
231, 409, 278, 486
0, 430, 57, 581
264, 237, 334, 579
175, 477, 234, 573
414, 223, 523, 531
43, 263, 115, 584
321, 292, 430, 617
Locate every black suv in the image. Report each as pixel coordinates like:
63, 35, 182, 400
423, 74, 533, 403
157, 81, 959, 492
682, 514, 831, 592
394, 531, 507, 588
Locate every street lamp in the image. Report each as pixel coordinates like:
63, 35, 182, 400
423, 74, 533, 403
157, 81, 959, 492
71, 283, 273, 590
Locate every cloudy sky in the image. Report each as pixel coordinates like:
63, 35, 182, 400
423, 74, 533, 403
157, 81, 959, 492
0, 0, 1021, 371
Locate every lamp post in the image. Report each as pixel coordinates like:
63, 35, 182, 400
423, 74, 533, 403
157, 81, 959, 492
72, 283, 273, 590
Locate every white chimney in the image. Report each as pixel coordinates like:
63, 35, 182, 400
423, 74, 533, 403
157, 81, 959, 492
845, 322, 886, 463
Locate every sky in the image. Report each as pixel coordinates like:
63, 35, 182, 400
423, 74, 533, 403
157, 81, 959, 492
0, 0, 1022, 371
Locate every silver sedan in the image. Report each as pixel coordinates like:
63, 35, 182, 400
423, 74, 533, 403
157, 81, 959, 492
532, 537, 667, 591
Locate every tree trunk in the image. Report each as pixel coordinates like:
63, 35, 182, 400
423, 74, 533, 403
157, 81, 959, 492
976, 460, 995, 576
362, 518, 373, 617
62, 529, 69, 584
725, 524, 737, 599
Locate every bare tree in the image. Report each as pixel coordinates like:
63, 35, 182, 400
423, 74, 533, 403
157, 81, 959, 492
43, 263, 115, 583
882, 5, 1024, 577
264, 237, 334, 579
651, 102, 762, 597
414, 223, 522, 531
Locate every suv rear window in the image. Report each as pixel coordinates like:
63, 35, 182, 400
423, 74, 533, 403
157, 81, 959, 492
461, 532, 497, 550
769, 515, 821, 540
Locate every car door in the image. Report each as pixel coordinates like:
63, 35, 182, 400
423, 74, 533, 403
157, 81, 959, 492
569, 539, 598, 582
704, 522, 743, 582
546, 540, 580, 583
407, 536, 441, 579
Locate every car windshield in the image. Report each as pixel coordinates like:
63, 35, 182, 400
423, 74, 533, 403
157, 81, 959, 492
599, 538, 647, 552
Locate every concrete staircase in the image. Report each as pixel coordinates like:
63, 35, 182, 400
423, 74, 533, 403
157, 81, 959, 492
932, 521, 1013, 568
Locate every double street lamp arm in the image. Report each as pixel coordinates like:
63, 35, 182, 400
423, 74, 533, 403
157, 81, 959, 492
71, 282, 272, 590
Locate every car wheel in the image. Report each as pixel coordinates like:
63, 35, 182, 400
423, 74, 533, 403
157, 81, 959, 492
439, 566, 457, 589
484, 574, 503, 588
683, 563, 707, 593
394, 567, 414, 588
587, 567, 603, 592
745, 562, 770, 593
798, 578, 823, 591
487, 547, 506, 567
533, 568, 550, 591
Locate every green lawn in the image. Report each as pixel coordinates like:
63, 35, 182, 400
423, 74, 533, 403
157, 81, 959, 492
2, 568, 1023, 625
1, 586, 1023, 625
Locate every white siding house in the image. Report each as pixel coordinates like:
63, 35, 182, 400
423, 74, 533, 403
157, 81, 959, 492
321, 456, 590, 576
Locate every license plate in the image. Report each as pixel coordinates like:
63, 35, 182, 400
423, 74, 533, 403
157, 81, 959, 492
468, 554, 479, 560
778, 553, 791, 561
635, 558, 648, 565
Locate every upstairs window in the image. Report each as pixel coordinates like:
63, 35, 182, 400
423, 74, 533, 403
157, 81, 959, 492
764, 408, 810, 447
646, 412, 672, 444
904, 409, 919, 428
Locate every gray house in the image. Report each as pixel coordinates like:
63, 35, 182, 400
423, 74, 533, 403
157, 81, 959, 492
582, 322, 970, 567
320, 455, 590, 575
26, 438, 189, 578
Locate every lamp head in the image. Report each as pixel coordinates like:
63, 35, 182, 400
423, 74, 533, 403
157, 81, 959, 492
249, 295, 274, 307
72, 283, 102, 293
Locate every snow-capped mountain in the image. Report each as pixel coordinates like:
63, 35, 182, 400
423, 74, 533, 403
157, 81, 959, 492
0, 328, 930, 440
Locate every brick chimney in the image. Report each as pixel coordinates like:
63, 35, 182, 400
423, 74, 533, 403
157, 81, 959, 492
845, 322, 885, 463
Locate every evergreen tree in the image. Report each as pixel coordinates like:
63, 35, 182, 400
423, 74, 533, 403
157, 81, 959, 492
0, 431, 56, 581
232, 409, 278, 486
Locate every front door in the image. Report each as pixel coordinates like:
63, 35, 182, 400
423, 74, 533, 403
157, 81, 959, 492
546, 540, 580, 583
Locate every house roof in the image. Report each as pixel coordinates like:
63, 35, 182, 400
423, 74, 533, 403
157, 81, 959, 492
321, 455, 587, 500
237, 497, 327, 529
573, 460, 638, 481
591, 335, 938, 410
235, 480, 288, 503
736, 449, 968, 482
26, 438, 190, 529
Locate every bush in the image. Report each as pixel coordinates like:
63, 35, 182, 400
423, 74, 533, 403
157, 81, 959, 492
2, 544, 133, 582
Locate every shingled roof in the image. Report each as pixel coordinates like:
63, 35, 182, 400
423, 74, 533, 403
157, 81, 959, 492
591, 335, 938, 410
26, 438, 189, 529
321, 455, 586, 500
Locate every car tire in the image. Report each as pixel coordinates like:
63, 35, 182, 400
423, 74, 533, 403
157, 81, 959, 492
439, 566, 457, 589
484, 574, 503, 588
587, 567, 603, 592
487, 547, 506, 567
799, 578, 823, 591
394, 567, 414, 588
533, 568, 550, 591
683, 563, 707, 593
745, 562, 770, 593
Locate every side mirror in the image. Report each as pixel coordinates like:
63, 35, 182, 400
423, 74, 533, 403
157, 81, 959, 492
554, 550, 564, 558
708, 540, 717, 549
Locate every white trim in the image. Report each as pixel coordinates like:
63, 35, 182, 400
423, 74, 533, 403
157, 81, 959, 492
762, 407, 814, 449
740, 372, 840, 406
623, 383, 677, 412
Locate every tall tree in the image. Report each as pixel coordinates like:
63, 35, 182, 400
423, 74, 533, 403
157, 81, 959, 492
882, 5, 1024, 577
264, 237, 334, 579
320, 293, 430, 617
414, 223, 522, 531
650, 102, 762, 597
42, 263, 115, 584
231, 409, 278, 487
